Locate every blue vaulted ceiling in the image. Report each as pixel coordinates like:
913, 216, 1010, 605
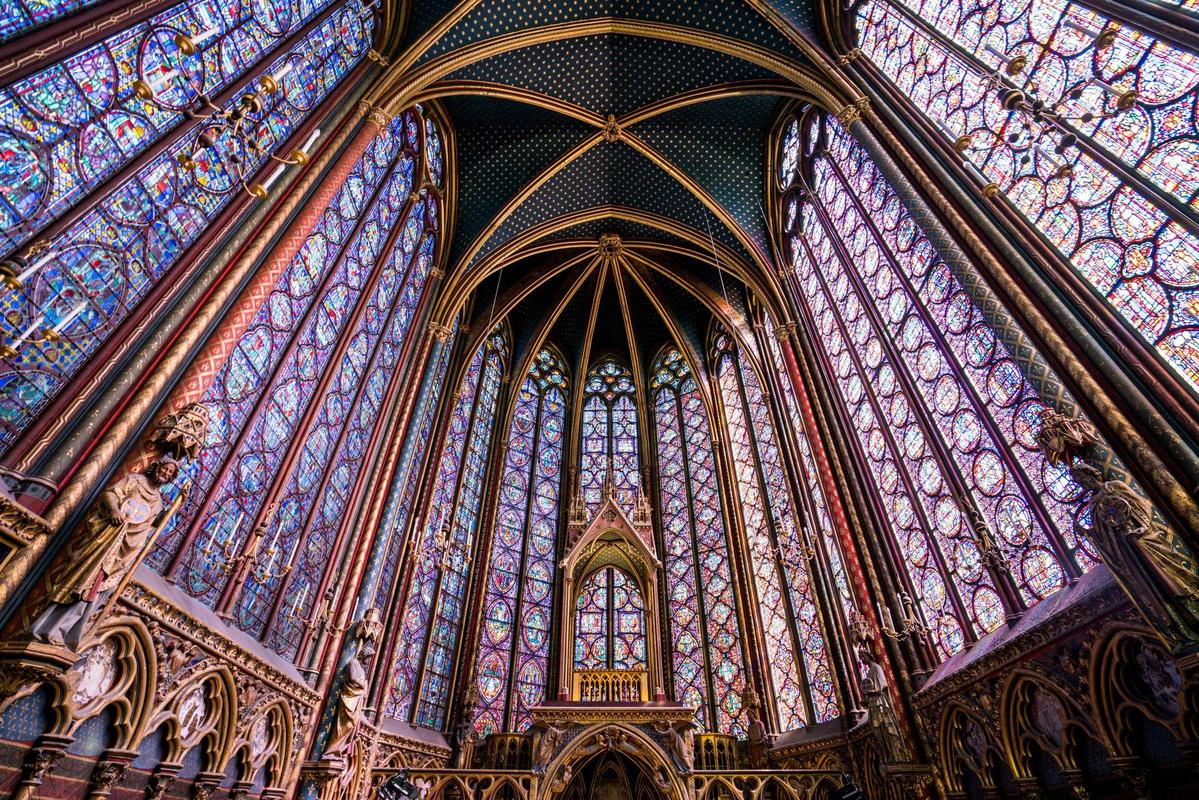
381, 1, 826, 360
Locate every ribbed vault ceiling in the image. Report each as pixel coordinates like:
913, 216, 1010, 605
374, 1, 836, 373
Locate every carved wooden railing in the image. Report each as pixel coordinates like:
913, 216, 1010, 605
691, 770, 845, 800
371, 768, 537, 800
571, 669, 647, 702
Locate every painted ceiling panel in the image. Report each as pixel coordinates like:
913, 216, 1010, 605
415, 0, 809, 65
443, 95, 596, 268
628, 94, 782, 254
395, 1, 460, 53
466, 141, 747, 270
764, 0, 820, 38
444, 34, 776, 117
540, 219, 692, 249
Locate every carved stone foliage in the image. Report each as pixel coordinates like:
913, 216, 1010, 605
0, 579, 312, 796
913, 590, 1199, 799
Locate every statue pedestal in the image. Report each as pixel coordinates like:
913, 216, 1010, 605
0, 640, 77, 700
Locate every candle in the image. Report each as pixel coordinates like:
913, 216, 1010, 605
228, 511, 245, 545
191, 26, 219, 47
49, 303, 84, 334
259, 164, 286, 193
205, 516, 219, 550
268, 514, 282, 551
148, 68, 179, 95
291, 583, 308, 616
9, 313, 46, 351
287, 529, 302, 567
1063, 18, 1100, 38
272, 60, 294, 84
300, 128, 321, 154
16, 250, 54, 285
878, 601, 895, 632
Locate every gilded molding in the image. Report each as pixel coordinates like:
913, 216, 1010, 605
837, 48, 863, 65
0, 0, 162, 83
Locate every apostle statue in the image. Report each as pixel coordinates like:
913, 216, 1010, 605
669, 722, 695, 773
533, 722, 566, 773
30, 458, 182, 649
452, 687, 480, 769
857, 641, 909, 764
743, 689, 770, 768
1072, 463, 1199, 644
323, 609, 382, 765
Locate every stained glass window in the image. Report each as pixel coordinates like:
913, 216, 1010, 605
154, 113, 417, 611
573, 567, 647, 671
777, 107, 1094, 658
1, 0, 104, 42
652, 348, 748, 736
713, 335, 839, 727
0, 0, 353, 256
0, 1, 375, 455
855, 0, 1199, 391
385, 330, 507, 727
474, 348, 568, 735
579, 359, 640, 517
246, 199, 441, 657
762, 322, 858, 626
370, 321, 458, 617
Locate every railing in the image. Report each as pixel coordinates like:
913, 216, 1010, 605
695, 733, 739, 770
572, 669, 648, 702
483, 733, 531, 770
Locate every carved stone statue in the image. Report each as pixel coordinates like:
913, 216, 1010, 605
323, 609, 382, 764
669, 722, 695, 773
1073, 464, 1199, 638
743, 689, 770, 768
452, 687, 480, 768
857, 642, 909, 764
534, 722, 566, 773
30, 458, 180, 649
1038, 409, 1199, 648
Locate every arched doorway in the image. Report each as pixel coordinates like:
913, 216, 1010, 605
557, 751, 667, 800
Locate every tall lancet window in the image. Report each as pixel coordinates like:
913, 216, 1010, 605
149, 112, 435, 631
385, 329, 507, 727
853, 0, 1199, 391
652, 348, 748, 736
579, 359, 641, 517
778, 108, 1093, 659
474, 348, 569, 736
715, 333, 840, 729
0, 1, 376, 452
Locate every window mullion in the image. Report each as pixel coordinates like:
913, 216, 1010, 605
794, 220, 979, 640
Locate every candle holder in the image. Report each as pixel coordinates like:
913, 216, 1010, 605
946, 23, 1140, 190
133, 47, 322, 198
878, 591, 931, 641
